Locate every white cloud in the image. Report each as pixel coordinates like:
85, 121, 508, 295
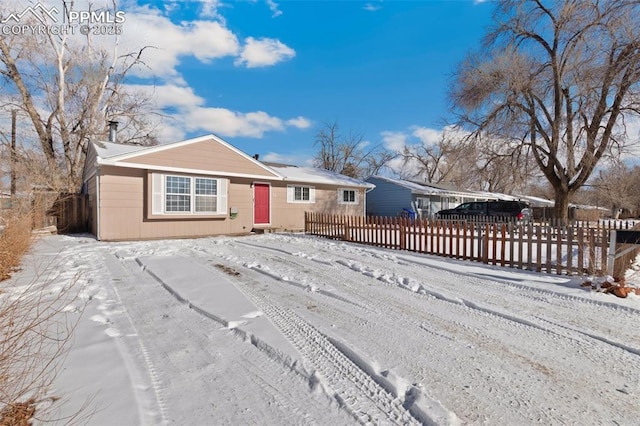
198, 0, 223, 18
286, 116, 312, 129
261, 152, 312, 166
3, 1, 305, 143
185, 108, 285, 137
363, 3, 382, 12
411, 126, 442, 147
125, 83, 311, 139
235, 37, 296, 68
381, 131, 408, 151
266, 0, 283, 17
116, 10, 240, 78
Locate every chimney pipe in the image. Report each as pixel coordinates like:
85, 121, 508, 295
108, 120, 119, 143
253, 154, 259, 160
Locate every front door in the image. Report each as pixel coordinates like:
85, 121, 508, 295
254, 183, 270, 225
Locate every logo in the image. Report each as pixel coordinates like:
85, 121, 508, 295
1, 1, 126, 36
1, 3, 59, 24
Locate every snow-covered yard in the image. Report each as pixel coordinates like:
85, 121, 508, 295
11, 233, 640, 425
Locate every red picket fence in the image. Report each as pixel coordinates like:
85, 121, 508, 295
304, 212, 610, 276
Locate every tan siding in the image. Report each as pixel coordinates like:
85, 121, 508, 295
120, 139, 278, 178
87, 177, 97, 236
269, 184, 366, 231
96, 164, 368, 240
97, 168, 257, 241
83, 144, 98, 181
98, 167, 145, 240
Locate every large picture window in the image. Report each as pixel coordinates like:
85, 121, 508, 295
151, 173, 227, 215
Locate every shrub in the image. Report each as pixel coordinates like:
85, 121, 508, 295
0, 209, 33, 281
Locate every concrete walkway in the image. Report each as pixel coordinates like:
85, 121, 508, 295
136, 256, 302, 367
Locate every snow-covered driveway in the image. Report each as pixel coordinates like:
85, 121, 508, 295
33, 233, 640, 425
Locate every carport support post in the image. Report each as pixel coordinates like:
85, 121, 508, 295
607, 231, 616, 277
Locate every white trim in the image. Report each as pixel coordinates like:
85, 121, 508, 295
95, 175, 101, 241
280, 176, 374, 188
252, 181, 271, 226
151, 172, 228, 216
364, 187, 373, 216
337, 188, 358, 205
287, 184, 315, 203
104, 161, 283, 181
152, 173, 164, 214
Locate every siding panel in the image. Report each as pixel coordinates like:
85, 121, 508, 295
365, 177, 412, 217
120, 139, 278, 178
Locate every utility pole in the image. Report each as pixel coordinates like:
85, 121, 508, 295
11, 110, 17, 196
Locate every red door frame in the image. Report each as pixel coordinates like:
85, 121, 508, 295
253, 182, 271, 225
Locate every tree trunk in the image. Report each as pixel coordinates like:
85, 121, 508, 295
553, 188, 570, 224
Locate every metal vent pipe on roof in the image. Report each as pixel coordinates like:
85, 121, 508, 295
108, 120, 119, 143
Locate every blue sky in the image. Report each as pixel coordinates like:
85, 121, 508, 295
114, 0, 494, 165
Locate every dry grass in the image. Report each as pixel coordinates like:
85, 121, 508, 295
0, 209, 33, 281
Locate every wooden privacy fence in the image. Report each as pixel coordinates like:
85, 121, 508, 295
305, 212, 610, 276
33, 192, 89, 233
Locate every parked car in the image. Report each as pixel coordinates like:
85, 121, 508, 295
435, 200, 532, 222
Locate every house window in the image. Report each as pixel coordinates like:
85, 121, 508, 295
287, 185, 315, 203
152, 173, 227, 215
165, 176, 191, 212
338, 188, 358, 204
295, 186, 310, 201
195, 178, 217, 212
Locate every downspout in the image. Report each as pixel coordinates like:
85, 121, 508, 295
364, 187, 374, 216
96, 173, 101, 241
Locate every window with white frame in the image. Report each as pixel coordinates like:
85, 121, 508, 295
287, 185, 315, 203
151, 173, 227, 215
338, 188, 358, 204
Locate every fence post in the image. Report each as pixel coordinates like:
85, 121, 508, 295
500, 224, 506, 267
482, 223, 489, 264
607, 230, 616, 277
556, 226, 564, 275
600, 228, 609, 276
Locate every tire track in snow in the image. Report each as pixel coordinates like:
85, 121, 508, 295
226, 236, 640, 424
248, 236, 640, 357
109, 250, 346, 425
229, 275, 425, 425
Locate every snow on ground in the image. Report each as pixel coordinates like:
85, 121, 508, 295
8, 232, 640, 425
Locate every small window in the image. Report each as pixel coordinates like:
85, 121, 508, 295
295, 186, 310, 201
287, 185, 315, 203
338, 188, 358, 204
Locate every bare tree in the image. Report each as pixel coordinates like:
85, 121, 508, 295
401, 130, 535, 194
0, 1, 158, 192
400, 133, 455, 184
586, 162, 640, 218
450, 0, 640, 221
313, 121, 394, 178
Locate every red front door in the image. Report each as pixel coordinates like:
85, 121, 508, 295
254, 183, 270, 224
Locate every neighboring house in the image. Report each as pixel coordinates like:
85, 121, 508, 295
365, 176, 490, 219
82, 134, 373, 241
